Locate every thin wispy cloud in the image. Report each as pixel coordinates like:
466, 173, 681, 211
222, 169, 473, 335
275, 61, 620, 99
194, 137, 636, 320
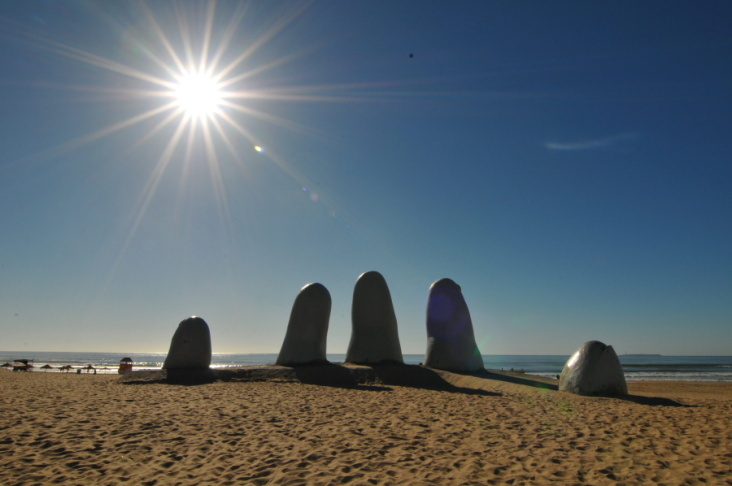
544, 132, 639, 151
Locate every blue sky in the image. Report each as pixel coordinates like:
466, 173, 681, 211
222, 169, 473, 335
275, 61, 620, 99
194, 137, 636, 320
1, 1, 730, 355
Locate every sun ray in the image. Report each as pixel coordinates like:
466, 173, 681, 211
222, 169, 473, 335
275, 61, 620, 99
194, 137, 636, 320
221, 101, 310, 133
120, 108, 191, 160
77, 102, 179, 142
206, 3, 250, 76
5, 101, 179, 174
140, 3, 188, 77
133, 117, 190, 231
175, 3, 198, 73
109, 115, 190, 283
207, 115, 250, 171
198, 0, 217, 74
215, 110, 261, 148
214, 2, 311, 81
217, 51, 306, 89
213, 110, 318, 202
223, 80, 394, 103
201, 119, 233, 235
173, 118, 199, 219
172, 119, 202, 226
24, 31, 175, 89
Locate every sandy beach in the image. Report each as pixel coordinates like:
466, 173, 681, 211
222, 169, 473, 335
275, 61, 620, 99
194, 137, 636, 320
1, 367, 730, 485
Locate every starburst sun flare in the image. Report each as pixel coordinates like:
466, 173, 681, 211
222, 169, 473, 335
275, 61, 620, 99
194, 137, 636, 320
8, 2, 365, 275
9, 0, 412, 285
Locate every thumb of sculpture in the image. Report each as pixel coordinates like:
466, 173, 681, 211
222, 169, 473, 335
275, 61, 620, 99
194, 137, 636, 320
162, 316, 212, 370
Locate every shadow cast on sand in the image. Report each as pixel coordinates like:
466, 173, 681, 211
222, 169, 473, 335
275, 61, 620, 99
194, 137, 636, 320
474, 369, 558, 391
119, 363, 498, 395
449, 370, 689, 407
119, 368, 218, 386
281, 363, 498, 395
117, 367, 689, 406
367, 364, 499, 396
618, 394, 691, 407
291, 363, 392, 391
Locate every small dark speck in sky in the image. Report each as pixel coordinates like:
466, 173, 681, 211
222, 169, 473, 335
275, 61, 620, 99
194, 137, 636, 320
409, 53, 414, 58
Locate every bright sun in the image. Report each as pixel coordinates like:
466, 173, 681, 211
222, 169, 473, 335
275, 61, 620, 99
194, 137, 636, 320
174, 70, 223, 119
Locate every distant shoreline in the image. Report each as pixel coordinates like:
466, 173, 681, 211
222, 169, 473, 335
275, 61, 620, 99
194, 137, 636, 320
5, 352, 732, 382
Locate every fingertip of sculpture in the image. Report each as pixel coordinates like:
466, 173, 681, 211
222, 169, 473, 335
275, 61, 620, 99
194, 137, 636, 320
346, 271, 404, 365
559, 340, 627, 396
424, 278, 484, 372
162, 316, 212, 370
277, 283, 331, 366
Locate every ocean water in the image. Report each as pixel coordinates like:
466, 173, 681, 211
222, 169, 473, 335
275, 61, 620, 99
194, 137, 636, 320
1, 351, 731, 382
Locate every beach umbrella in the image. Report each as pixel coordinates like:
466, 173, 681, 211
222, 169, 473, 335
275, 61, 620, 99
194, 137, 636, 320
118, 357, 133, 374
84, 364, 95, 373
11, 360, 32, 371
41, 364, 53, 372
1, 362, 12, 368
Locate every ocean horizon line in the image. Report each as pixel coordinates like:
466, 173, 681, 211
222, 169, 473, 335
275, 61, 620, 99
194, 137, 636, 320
3, 352, 731, 381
